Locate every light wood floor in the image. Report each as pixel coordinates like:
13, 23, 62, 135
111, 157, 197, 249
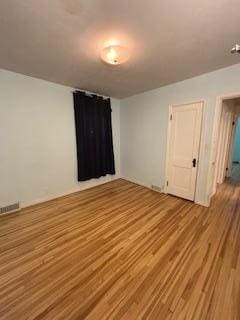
0, 179, 240, 320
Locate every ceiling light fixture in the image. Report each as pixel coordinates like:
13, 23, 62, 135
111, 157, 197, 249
231, 44, 240, 54
101, 45, 130, 65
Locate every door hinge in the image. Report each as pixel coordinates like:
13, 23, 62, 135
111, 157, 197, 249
232, 121, 235, 126
170, 114, 173, 120
226, 167, 228, 171
166, 181, 169, 186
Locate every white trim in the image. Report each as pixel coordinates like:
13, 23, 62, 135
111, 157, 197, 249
121, 176, 152, 190
164, 99, 206, 203
207, 96, 223, 197
163, 107, 172, 193
164, 105, 173, 194
121, 176, 164, 193
218, 111, 233, 183
122, 176, 209, 206
195, 200, 210, 207
19, 175, 210, 212
207, 92, 240, 201
22, 176, 120, 208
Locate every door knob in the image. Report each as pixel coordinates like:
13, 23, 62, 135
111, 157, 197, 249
192, 158, 197, 167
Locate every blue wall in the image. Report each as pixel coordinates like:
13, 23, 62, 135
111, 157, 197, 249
232, 117, 240, 163
121, 63, 240, 205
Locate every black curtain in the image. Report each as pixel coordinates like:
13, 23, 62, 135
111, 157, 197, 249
73, 91, 115, 181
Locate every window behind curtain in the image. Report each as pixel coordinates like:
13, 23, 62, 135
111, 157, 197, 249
73, 91, 115, 181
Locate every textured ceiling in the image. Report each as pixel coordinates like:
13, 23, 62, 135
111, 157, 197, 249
0, 0, 240, 98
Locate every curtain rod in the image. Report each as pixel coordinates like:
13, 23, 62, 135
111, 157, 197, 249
73, 90, 110, 100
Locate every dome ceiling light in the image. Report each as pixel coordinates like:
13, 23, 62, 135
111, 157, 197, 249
100, 45, 130, 65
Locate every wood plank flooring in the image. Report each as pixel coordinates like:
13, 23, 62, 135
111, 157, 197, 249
0, 178, 240, 320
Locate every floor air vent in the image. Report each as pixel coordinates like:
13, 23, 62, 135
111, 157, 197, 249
0, 203, 21, 215
151, 185, 162, 193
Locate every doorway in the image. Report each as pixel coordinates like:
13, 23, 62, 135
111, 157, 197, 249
211, 96, 240, 196
165, 101, 203, 201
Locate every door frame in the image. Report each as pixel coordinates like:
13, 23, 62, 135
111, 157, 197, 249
164, 99, 205, 204
217, 111, 234, 183
207, 92, 240, 200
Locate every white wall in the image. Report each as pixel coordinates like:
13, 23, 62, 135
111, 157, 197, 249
120, 63, 240, 205
0, 69, 120, 207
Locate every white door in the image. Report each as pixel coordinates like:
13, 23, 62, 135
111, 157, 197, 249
167, 102, 203, 201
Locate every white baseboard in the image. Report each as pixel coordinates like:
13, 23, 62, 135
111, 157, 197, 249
121, 176, 152, 189
17, 175, 210, 210
120, 176, 164, 193
22, 176, 120, 208
122, 176, 210, 207
194, 200, 210, 207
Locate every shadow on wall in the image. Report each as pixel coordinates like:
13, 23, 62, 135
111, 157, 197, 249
231, 117, 240, 181
232, 117, 240, 164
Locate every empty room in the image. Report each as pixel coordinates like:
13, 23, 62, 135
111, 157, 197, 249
1, 1, 240, 319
